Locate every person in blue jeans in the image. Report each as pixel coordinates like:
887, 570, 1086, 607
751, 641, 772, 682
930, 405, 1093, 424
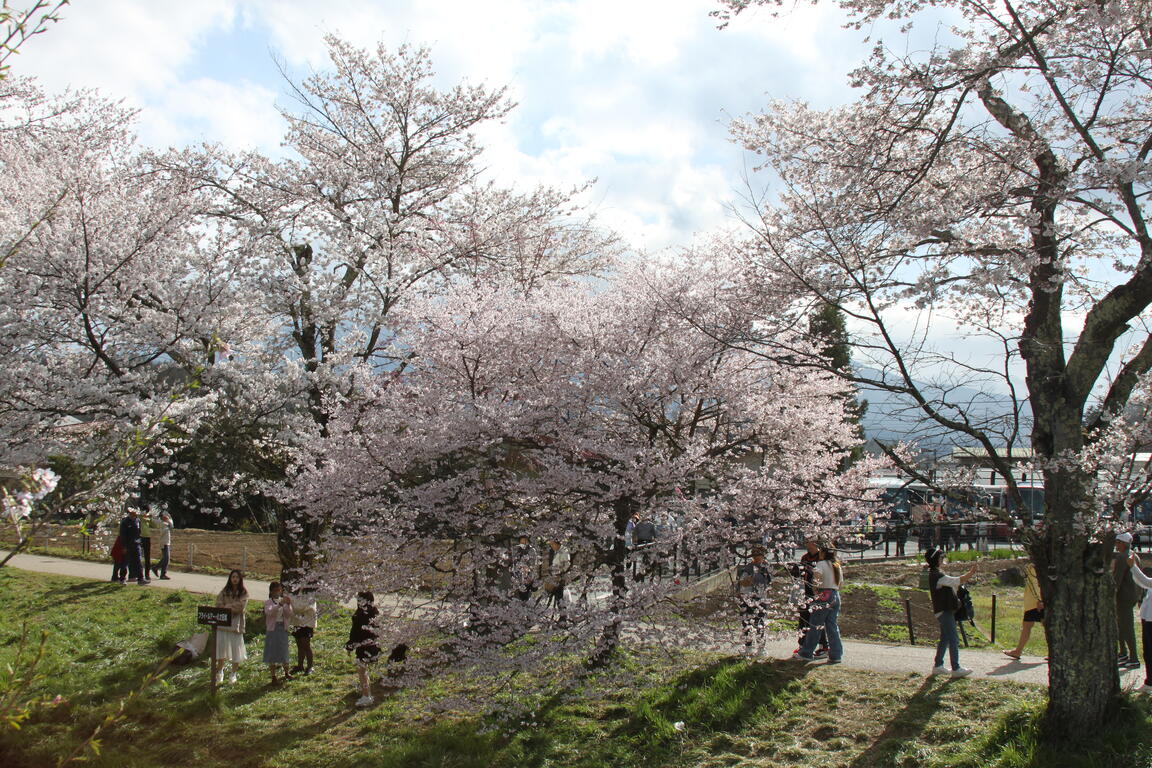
926, 547, 978, 677
793, 544, 843, 663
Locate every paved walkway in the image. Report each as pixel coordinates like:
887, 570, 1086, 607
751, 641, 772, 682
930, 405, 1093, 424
3, 551, 1147, 690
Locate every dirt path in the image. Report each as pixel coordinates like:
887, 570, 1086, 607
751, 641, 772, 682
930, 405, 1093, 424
5, 550, 1146, 690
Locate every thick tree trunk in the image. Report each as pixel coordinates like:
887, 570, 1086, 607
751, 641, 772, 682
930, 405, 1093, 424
590, 497, 632, 667
1034, 468, 1120, 739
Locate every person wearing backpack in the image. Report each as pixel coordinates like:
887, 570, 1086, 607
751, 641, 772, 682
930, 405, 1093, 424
926, 547, 978, 678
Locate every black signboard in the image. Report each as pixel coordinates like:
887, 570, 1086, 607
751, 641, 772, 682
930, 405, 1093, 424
197, 606, 232, 627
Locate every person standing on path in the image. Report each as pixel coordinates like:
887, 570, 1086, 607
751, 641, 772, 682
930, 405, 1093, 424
152, 511, 173, 579
263, 581, 294, 684
927, 547, 977, 678
1115, 532, 1141, 668
110, 534, 127, 583
737, 546, 772, 656
138, 512, 153, 582
545, 539, 571, 626
794, 544, 843, 663
1003, 562, 1042, 659
1126, 550, 1152, 693
793, 537, 828, 657
118, 508, 148, 586
214, 569, 249, 684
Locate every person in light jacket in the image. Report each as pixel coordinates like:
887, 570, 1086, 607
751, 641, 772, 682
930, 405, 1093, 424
289, 585, 318, 676
263, 581, 294, 684
214, 569, 249, 684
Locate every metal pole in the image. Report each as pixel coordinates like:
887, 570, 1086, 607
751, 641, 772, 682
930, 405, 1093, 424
188, 543, 194, 568
991, 593, 997, 644
210, 625, 218, 698
242, 547, 248, 571
904, 598, 916, 645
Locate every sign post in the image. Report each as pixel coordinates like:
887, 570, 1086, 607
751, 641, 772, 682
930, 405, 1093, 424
197, 606, 232, 696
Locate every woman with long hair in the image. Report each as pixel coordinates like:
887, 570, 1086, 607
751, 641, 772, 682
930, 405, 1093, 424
926, 547, 978, 677
793, 544, 843, 663
214, 569, 249, 684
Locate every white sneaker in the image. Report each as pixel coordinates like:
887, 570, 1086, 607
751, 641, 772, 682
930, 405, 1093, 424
930, 665, 949, 676
214, 672, 223, 685
951, 667, 973, 678
355, 695, 374, 708
228, 671, 238, 684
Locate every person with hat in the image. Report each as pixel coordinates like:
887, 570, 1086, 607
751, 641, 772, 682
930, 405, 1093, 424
925, 546, 977, 677
737, 545, 773, 655
1114, 532, 1140, 667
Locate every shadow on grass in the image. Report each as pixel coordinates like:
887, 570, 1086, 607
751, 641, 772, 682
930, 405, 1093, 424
37, 579, 123, 603
503, 655, 813, 768
845, 676, 962, 768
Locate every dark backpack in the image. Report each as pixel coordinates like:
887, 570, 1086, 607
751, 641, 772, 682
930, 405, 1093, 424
954, 585, 975, 623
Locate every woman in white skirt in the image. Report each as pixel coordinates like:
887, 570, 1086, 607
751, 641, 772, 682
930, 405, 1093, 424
263, 581, 294, 684
214, 569, 249, 684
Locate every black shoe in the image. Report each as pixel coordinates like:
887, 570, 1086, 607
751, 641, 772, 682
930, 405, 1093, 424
290, 666, 304, 674
159, 575, 171, 580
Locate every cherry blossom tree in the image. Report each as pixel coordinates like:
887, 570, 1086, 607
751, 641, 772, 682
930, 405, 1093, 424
159, 37, 615, 573
283, 259, 878, 675
0, 77, 257, 533
717, 0, 1152, 738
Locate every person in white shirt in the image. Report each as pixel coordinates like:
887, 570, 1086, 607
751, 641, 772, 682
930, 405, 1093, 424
793, 544, 843, 663
289, 585, 319, 675
153, 512, 174, 579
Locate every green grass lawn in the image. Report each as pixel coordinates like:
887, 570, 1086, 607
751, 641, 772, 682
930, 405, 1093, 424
1, 568, 1149, 768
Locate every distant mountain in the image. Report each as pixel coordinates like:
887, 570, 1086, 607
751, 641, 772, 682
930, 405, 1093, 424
854, 367, 1030, 451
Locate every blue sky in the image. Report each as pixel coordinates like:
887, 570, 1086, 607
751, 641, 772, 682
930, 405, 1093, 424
13, 0, 877, 251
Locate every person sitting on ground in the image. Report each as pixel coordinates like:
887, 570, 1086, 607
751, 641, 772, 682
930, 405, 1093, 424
1003, 562, 1042, 660
927, 547, 978, 678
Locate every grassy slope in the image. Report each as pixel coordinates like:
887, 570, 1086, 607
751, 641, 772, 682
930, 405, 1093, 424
0, 569, 1148, 768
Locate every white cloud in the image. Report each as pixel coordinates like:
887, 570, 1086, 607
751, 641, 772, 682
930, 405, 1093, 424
15, 0, 236, 101
141, 78, 283, 152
